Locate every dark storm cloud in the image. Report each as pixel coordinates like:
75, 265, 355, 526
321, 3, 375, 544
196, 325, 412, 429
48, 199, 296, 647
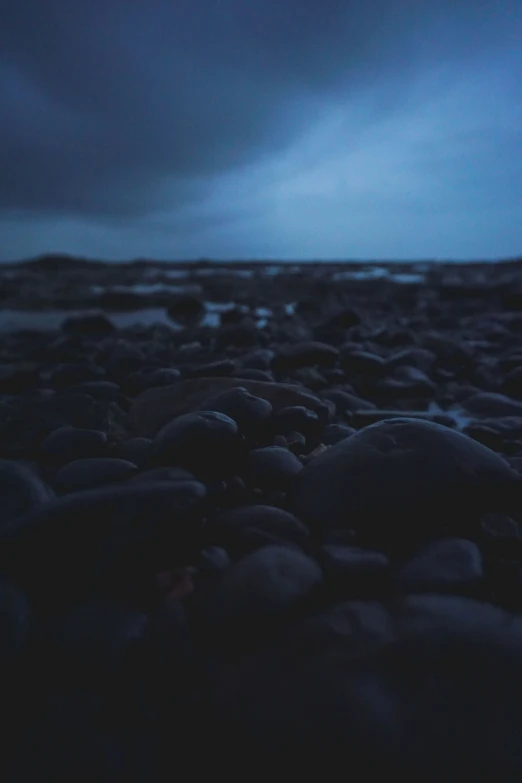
0, 0, 521, 260
0, 0, 513, 218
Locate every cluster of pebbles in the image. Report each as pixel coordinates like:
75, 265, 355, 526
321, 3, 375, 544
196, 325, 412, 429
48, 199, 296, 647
3, 259, 522, 779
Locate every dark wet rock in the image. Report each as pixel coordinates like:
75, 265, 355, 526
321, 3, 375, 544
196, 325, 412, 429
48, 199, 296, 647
319, 307, 361, 330
463, 391, 522, 417
53, 598, 148, 662
124, 367, 181, 396
150, 411, 242, 477
341, 350, 386, 376
40, 426, 108, 463
378, 365, 435, 397
0, 363, 40, 394
397, 538, 483, 593
232, 368, 274, 382
106, 341, 147, 379
208, 594, 522, 777
0, 460, 54, 528
44, 362, 105, 390
241, 349, 275, 370
273, 406, 321, 437
0, 580, 31, 657
319, 423, 356, 445
320, 388, 376, 414
208, 505, 309, 550
130, 378, 329, 438
247, 447, 303, 491
1, 481, 206, 606
385, 347, 437, 371
207, 546, 323, 649
185, 360, 236, 378
199, 545, 231, 576
351, 409, 456, 428
501, 366, 522, 398
64, 381, 123, 402
52, 458, 138, 494
129, 466, 196, 484
195, 387, 272, 436
61, 314, 116, 336
273, 341, 339, 370
463, 423, 505, 451
109, 437, 152, 467
318, 544, 390, 596
290, 417, 519, 547
479, 513, 522, 541
167, 294, 204, 320
285, 431, 307, 454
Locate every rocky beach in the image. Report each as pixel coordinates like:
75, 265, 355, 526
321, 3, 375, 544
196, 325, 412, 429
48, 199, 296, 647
3, 255, 522, 779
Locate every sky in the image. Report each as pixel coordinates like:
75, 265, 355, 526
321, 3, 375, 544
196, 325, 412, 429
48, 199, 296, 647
1, 0, 521, 262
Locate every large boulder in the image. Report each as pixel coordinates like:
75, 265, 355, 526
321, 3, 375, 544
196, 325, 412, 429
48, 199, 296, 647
290, 417, 519, 547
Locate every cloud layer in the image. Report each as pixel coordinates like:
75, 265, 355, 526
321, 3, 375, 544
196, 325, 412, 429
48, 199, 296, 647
1, 0, 521, 260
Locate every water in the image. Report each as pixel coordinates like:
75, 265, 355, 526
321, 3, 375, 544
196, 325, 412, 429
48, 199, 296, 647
331, 267, 425, 284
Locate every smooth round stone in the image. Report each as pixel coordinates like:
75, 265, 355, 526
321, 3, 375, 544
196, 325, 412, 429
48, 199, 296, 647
199, 546, 231, 576
46, 362, 105, 390
1, 481, 207, 605
0, 459, 54, 529
40, 426, 108, 463
273, 342, 339, 370
64, 381, 123, 402
51, 458, 138, 494
106, 341, 146, 378
129, 466, 196, 485
207, 545, 323, 633
196, 387, 273, 436
290, 418, 519, 545
53, 598, 148, 662
341, 350, 386, 375
61, 314, 116, 336
397, 538, 484, 593
209, 505, 309, 549
462, 392, 522, 417
318, 545, 389, 582
247, 447, 303, 491
209, 595, 522, 776
273, 406, 321, 437
320, 424, 356, 445
232, 368, 274, 382
109, 437, 152, 467
320, 389, 376, 413
150, 411, 242, 477
240, 349, 275, 370
0, 581, 31, 657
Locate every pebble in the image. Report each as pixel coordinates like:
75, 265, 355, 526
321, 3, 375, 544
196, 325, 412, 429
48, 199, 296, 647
53, 598, 148, 662
397, 537, 483, 592
195, 387, 273, 436
208, 505, 309, 550
0, 580, 31, 657
273, 341, 340, 370
273, 406, 320, 437
51, 458, 138, 494
247, 446, 303, 491
1, 481, 207, 605
40, 426, 108, 463
207, 546, 323, 646
150, 411, 242, 477
109, 437, 152, 467
0, 459, 54, 528
130, 378, 329, 438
